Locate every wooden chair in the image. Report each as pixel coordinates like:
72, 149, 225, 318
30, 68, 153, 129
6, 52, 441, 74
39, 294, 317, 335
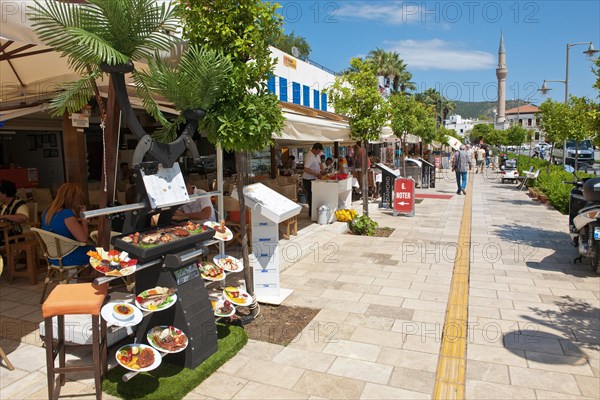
2, 222, 40, 286
281, 216, 298, 240
223, 197, 251, 249
32, 188, 52, 215
0, 256, 15, 371
30, 228, 90, 303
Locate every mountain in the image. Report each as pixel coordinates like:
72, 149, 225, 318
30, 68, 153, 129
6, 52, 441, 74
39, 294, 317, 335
453, 100, 527, 119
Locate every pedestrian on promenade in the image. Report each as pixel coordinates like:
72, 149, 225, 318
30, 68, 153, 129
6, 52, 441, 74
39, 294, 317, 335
303, 143, 324, 217
476, 146, 486, 174
452, 145, 473, 195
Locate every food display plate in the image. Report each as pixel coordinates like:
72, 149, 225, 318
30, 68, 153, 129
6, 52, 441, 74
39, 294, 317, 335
146, 325, 188, 354
115, 344, 162, 372
101, 302, 143, 327
213, 254, 244, 273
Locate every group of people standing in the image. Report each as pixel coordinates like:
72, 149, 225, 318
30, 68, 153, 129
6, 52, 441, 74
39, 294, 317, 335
451, 144, 498, 195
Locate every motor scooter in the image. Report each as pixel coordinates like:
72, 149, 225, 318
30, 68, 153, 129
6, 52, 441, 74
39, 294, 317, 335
499, 154, 508, 170
501, 159, 519, 183
565, 165, 600, 273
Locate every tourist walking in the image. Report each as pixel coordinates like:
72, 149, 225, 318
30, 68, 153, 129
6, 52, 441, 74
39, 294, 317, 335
476, 146, 486, 174
302, 143, 324, 217
452, 145, 473, 195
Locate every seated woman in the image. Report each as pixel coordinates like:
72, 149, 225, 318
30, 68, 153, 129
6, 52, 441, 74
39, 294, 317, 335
0, 180, 29, 244
41, 183, 94, 266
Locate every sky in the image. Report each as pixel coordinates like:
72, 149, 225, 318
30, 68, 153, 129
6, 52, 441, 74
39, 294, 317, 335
275, 0, 600, 103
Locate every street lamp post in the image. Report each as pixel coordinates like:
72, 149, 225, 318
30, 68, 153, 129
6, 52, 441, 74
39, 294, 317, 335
539, 41, 599, 166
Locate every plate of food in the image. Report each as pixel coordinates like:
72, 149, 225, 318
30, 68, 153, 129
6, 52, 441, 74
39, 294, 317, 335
100, 302, 143, 327
116, 344, 162, 372
146, 326, 188, 354
213, 299, 236, 318
204, 220, 233, 241
135, 287, 177, 312
198, 261, 225, 281
213, 254, 243, 272
88, 248, 137, 277
223, 286, 252, 307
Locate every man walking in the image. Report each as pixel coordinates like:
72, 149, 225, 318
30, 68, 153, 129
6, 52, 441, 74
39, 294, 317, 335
476, 146, 486, 174
453, 145, 473, 195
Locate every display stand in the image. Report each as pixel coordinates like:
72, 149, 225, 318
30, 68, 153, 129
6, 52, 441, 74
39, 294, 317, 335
376, 163, 400, 209
232, 183, 301, 305
310, 179, 353, 222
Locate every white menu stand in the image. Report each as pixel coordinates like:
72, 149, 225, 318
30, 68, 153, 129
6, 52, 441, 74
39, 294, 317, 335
232, 183, 301, 305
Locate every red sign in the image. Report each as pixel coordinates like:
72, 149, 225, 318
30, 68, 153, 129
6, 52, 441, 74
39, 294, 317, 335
393, 177, 415, 216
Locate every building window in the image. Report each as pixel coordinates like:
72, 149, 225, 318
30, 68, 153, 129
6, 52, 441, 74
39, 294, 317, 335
279, 77, 288, 102
303, 85, 310, 107
292, 82, 301, 105
320, 92, 327, 112
534, 132, 540, 141
267, 76, 276, 94
313, 89, 320, 109
527, 118, 532, 126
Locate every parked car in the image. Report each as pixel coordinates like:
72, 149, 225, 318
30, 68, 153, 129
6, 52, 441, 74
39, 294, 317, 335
551, 139, 595, 169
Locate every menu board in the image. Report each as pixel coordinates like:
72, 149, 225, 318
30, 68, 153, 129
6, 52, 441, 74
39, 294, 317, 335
142, 163, 189, 209
232, 183, 301, 223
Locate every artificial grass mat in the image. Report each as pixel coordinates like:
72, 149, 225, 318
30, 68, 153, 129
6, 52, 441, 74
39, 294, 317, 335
102, 323, 248, 400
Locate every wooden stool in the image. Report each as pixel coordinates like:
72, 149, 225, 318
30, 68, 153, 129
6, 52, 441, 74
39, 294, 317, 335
42, 283, 108, 400
282, 216, 298, 240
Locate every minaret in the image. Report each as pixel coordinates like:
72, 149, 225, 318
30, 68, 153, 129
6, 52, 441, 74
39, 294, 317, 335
496, 32, 508, 129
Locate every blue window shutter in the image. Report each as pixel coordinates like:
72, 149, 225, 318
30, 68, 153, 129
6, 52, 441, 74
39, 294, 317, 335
321, 92, 328, 111
292, 82, 301, 104
267, 76, 276, 94
279, 77, 288, 102
313, 89, 320, 109
303, 85, 310, 107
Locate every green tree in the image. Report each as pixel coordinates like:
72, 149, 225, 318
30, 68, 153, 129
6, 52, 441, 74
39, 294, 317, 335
178, 0, 285, 299
470, 123, 493, 143
271, 31, 311, 59
327, 57, 389, 215
506, 125, 528, 148
485, 129, 508, 147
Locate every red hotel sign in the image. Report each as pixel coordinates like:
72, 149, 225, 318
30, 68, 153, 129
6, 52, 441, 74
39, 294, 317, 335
393, 177, 415, 216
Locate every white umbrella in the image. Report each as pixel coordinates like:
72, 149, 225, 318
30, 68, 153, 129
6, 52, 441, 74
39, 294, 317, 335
447, 135, 462, 151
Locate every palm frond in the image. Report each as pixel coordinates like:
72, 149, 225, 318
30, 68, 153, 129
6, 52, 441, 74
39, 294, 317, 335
136, 45, 233, 114
47, 68, 103, 117
132, 70, 171, 127
151, 114, 185, 143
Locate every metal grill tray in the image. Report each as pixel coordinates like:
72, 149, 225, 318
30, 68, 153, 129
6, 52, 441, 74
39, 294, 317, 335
112, 224, 215, 260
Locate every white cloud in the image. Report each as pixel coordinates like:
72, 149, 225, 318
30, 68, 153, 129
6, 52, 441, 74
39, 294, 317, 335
336, 2, 424, 24
385, 39, 495, 71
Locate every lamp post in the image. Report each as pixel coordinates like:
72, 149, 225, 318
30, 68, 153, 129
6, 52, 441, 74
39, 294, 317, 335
539, 41, 599, 166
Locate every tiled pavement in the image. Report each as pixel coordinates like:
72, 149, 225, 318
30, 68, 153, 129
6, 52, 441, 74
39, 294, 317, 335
1, 168, 599, 399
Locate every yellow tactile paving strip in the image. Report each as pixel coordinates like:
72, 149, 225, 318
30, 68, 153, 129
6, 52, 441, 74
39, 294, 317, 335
432, 182, 472, 400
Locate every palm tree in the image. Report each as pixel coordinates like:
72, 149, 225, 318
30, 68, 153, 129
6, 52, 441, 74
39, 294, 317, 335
366, 48, 414, 93
29, 0, 179, 116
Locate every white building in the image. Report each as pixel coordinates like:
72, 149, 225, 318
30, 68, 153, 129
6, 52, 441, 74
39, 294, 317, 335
443, 115, 476, 136
505, 104, 544, 141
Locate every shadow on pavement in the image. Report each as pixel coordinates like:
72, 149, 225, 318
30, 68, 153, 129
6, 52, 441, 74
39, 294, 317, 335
503, 296, 599, 364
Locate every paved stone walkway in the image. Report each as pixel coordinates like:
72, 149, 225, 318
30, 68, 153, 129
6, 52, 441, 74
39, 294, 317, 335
0, 168, 598, 399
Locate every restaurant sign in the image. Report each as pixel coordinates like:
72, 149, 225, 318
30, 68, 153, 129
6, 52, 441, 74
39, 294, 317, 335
71, 113, 89, 128
393, 177, 415, 217
283, 55, 297, 70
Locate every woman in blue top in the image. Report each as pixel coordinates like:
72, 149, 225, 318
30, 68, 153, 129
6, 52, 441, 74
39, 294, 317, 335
41, 183, 94, 266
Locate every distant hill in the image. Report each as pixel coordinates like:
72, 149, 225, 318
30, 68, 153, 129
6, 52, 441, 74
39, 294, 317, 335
453, 100, 526, 119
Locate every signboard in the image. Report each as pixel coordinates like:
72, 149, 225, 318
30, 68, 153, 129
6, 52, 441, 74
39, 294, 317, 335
142, 163, 189, 209
71, 113, 89, 128
393, 177, 415, 217
434, 157, 442, 169
376, 163, 400, 209
283, 55, 297, 69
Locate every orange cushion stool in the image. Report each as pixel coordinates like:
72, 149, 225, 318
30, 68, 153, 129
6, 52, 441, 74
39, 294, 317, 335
42, 283, 108, 400
42, 283, 108, 318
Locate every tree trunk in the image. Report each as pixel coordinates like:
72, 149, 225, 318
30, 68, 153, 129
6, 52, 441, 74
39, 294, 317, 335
361, 141, 368, 216
98, 79, 119, 250
547, 142, 555, 175
235, 151, 253, 299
